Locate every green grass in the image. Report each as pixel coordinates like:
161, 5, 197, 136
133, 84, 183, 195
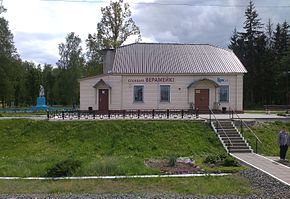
0, 176, 253, 195
243, 121, 290, 159
244, 110, 287, 114
0, 119, 225, 177
0, 112, 46, 117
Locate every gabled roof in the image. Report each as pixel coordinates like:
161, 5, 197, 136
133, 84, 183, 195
93, 79, 111, 89
187, 78, 220, 88
111, 43, 247, 74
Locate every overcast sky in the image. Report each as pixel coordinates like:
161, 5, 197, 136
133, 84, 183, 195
1, 0, 290, 65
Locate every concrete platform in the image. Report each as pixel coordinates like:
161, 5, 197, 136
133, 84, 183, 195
199, 113, 288, 120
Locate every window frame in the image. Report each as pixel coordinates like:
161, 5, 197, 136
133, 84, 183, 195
160, 85, 171, 102
219, 85, 229, 102
133, 85, 144, 103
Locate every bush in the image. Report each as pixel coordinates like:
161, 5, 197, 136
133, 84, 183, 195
168, 155, 177, 167
222, 156, 240, 167
203, 155, 218, 164
203, 153, 226, 164
203, 153, 239, 167
44, 159, 81, 177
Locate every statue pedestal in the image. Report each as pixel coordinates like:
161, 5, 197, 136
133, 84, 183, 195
34, 96, 48, 111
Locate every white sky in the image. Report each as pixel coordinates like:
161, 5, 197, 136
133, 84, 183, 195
2, 0, 155, 65
1, 0, 290, 65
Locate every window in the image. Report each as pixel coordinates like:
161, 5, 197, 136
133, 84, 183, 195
134, 86, 144, 102
160, 85, 170, 102
220, 86, 229, 102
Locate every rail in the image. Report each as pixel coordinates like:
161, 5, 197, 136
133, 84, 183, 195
230, 108, 262, 153
208, 107, 233, 150
46, 109, 199, 120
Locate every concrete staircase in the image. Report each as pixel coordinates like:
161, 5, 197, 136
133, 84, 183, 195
211, 120, 253, 153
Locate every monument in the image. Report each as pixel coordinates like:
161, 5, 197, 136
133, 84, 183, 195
34, 85, 48, 111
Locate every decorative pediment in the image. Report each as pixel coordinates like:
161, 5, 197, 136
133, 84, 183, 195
187, 78, 220, 88
93, 79, 111, 89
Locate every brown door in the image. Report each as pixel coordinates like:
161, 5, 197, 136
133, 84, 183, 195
195, 89, 209, 110
98, 89, 109, 111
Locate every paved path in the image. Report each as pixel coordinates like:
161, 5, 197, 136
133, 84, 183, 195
199, 113, 288, 120
231, 153, 290, 186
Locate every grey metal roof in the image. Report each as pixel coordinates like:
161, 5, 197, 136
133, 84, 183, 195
111, 43, 247, 74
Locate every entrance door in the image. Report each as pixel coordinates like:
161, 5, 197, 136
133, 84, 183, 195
195, 89, 209, 110
98, 89, 109, 111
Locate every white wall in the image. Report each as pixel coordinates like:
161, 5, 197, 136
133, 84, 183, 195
79, 75, 122, 110
79, 74, 244, 111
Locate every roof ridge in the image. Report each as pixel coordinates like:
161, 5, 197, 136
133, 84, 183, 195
118, 42, 232, 51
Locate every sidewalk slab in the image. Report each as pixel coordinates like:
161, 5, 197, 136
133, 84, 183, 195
231, 153, 290, 186
199, 113, 287, 120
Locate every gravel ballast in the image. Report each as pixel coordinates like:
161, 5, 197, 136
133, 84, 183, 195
1, 167, 290, 199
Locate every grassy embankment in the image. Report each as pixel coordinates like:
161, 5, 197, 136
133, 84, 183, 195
244, 120, 290, 160
0, 119, 226, 177
0, 119, 253, 195
0, 112, 46, 117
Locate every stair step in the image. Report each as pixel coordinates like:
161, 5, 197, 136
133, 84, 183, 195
216, 128, 237, 132
224, 142, 247, 146
218, 133, 241, 137
228, 146, 250, 149
212, 119, 253, 154
221, 136, 243, 139
224, 140, 246, 143
229, 149, 252, 153
218, 131, 239, 133
225, 143, 248, 147
217, 131, 238, 135
220, 137, 244, 141
214, 124, 234, 128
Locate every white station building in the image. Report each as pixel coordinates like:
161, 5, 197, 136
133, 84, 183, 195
79, 43, 247, 112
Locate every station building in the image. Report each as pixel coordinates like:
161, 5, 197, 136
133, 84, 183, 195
79, 43, 247, 112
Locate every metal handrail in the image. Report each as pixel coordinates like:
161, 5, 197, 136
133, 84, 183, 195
230, 108, 262, 144
230, 108, 261, 153
208, 107, 233, 147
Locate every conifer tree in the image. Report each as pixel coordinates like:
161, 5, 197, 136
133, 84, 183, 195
239, 0, 265, 106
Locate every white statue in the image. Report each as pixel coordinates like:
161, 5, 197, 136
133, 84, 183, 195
39, 85, 45, 97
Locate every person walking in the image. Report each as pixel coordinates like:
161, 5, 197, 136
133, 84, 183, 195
278, 127, 289, 161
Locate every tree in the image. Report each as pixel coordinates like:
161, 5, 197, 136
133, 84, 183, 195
238, 0, 265, 106
241, 0, 264, 41
0, 3, 6, 15
265, 19, 274, 49
228, 28, 244, 59
0, 18, 18, 59
23, 62, 42, 105
84, 33, 103, 76
0, 5, 19, 107
83, 0, 141, 77
273, 22, 290, 59
272, 21, 290, 104
281, 21, 290, 54
57, 32, 84, 106
96, 0, 141, 49
42, 64, 57, 105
